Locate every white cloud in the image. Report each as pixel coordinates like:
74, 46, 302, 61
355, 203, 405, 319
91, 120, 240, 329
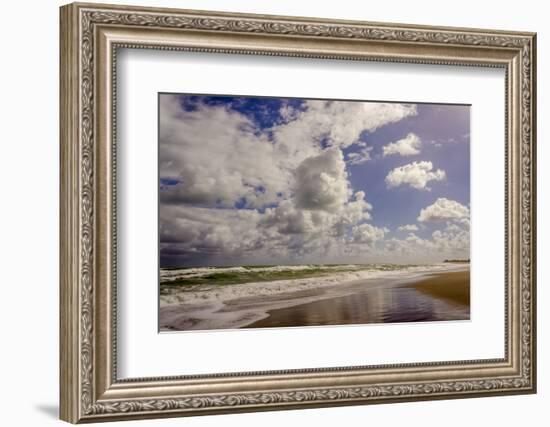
294, 148, 350, 212
347, 146, 373, 165
259, 200, 319, 235
373, 199, 470, 263
334, 191, 373, 234
385, 161, 446, 190
159, 95, 470, 265
160, 96, 417, 211
382, 220, 469, 262
417, 198, 469, 222
260, 189, 372, 238
431, 226, 469, 254
397, 224, 419, 232
159, 168, 375, 264
159, 95, 290, 208
160, 204, 267, 264
160, 197, 470, 266
349, 223, 388, 246
272, 101, 417, 156
382, 133, 421, 157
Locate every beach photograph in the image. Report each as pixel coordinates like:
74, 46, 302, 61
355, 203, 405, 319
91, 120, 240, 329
159, 93, 470, 332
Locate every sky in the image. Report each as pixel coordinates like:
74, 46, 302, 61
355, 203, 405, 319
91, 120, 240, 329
159, 93, 470, 267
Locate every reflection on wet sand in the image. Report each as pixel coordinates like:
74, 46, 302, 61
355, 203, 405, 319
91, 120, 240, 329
247, 278, 468, 329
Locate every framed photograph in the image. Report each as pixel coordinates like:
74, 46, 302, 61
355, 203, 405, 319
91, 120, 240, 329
60, 2, 536, 423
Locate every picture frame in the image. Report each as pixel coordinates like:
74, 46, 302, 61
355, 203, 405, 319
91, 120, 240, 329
59, 2, 537, 423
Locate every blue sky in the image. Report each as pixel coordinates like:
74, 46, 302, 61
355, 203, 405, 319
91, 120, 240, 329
345, 104, 470, 241
159, 94, 470, 267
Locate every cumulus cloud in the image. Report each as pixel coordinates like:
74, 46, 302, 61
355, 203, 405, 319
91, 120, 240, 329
397, 224, 419, 232
294, 148, 350, 212
159, 95, 290, 208
382, 220, 469, 262
417, 198, 469, 222
349, 223, 388, 246
260, 189, 372, 238
382, 133, 421, 157
160, 205, 267, 265
160, 188, 374, 266
385, 161, 446, 190
158, 94, 470, 266
279, 100, 416, 143
260, 200, 319, 235
431, 225, 469, 253
160, 96, 416, 211
160, 145, 376, 265
333, 191, 373, 233
272, 101, 417, 162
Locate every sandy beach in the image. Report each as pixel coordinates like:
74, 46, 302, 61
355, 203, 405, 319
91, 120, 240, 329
408, 270, 470, 306
159, 263, 470, 331
247, 269, 469, 328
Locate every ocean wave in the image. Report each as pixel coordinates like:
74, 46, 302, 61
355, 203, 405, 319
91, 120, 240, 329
160, 263, 466, 307
160, 264, 364, 281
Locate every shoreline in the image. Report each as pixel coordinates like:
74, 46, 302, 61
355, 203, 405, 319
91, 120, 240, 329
159, 264, 469, 331
244, 268, 470, 329
160, 263, 467, 307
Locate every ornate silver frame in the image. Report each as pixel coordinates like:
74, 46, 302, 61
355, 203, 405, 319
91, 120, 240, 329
60, 2, 537, 423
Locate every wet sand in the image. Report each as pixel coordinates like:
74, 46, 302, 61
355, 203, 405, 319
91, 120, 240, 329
246, 269, 469, 329
408, 270, 470, 306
